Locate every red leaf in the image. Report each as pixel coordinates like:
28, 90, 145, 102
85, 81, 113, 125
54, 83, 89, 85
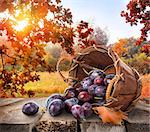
56, 0, 61, 4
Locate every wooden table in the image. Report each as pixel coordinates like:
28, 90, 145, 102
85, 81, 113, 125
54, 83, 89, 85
0, 98, 149, 132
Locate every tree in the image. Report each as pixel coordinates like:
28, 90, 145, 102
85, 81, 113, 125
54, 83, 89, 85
112, 39, 128, 57
46, 45, 62, 59
112, 37, 143, 57
121, 0, 149, 46
92, 27, 108, 45
113, 37, 150, 74
44, 45, 70, 71
0, 0, 94, 97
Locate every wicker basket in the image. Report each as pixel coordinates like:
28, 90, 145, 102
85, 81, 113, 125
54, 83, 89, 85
57, 45, 141, 112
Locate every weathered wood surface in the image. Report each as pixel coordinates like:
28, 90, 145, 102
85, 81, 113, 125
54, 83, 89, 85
80, 114, 125, 132
125, 100, 150, 132
0, 98, 149, 132
0, 124, 32, 132
0, 98, 24, 107
0, 98, 46, 132
0, 98, 45, 124
35, 111, 77, 132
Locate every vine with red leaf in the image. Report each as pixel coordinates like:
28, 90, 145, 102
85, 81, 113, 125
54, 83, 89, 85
121, 0, 150, 50
77, 21, 96, 48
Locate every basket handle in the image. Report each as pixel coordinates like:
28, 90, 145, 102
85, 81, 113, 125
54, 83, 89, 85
56, 57, 70, 83
57, 56, 79, 86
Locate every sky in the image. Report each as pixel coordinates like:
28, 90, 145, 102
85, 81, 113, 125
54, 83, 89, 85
0, 0, 142, 44
62, 0, 142, 44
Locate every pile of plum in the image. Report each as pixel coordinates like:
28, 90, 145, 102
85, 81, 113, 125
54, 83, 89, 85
22, 70, 115, 120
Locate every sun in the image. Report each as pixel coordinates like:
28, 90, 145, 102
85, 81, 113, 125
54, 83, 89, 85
13, 20, 28, 31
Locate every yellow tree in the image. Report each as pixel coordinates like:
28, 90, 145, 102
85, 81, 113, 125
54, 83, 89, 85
112, 39, 128, 57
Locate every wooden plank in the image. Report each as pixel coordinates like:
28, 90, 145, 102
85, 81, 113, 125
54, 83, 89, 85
0, 98, 149, 132
0, 98, 25, 107
0, 124, 31, 132
0, 98, 46, 124
80, 114, 125, 132
127, 100, 150, 124
125, 123, 149, 132
0, 98, 46, 132
35, 111, 77, 132
126, 100, 150, 132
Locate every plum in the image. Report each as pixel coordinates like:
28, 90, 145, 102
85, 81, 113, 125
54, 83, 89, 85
81, 77, 93, 90
94, 76, 104, 85
71, 104, 85, 120
22, 102, 39, 116
94, 86, 106, 97
47, 99, 64, 116
88, 84, 97, 95
64, 98, 79, 113
78, 91, 92, 103
45, 94, 64, 109
104, 74, 115, 85
82, 102, 93, 118
90, 70, 105, 80
64, 87, 76, 99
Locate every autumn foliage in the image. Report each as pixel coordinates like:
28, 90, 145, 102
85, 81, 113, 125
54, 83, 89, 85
0, 0, 95, 97
113, 38, 150, 74
93, 106, 127, 125
141, 74, 150, 98
121, 0, 149, 46
112, 39, 128, 57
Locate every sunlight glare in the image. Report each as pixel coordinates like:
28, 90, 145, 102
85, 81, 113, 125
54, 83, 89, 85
13, 20, 28, 31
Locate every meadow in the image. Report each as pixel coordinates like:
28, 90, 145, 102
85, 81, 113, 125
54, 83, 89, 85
24, 72, 150, 98
24, 72, 69, 97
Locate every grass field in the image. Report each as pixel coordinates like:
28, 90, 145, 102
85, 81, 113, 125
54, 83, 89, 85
24, 72, 150, 98
24, 72, 69, 97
